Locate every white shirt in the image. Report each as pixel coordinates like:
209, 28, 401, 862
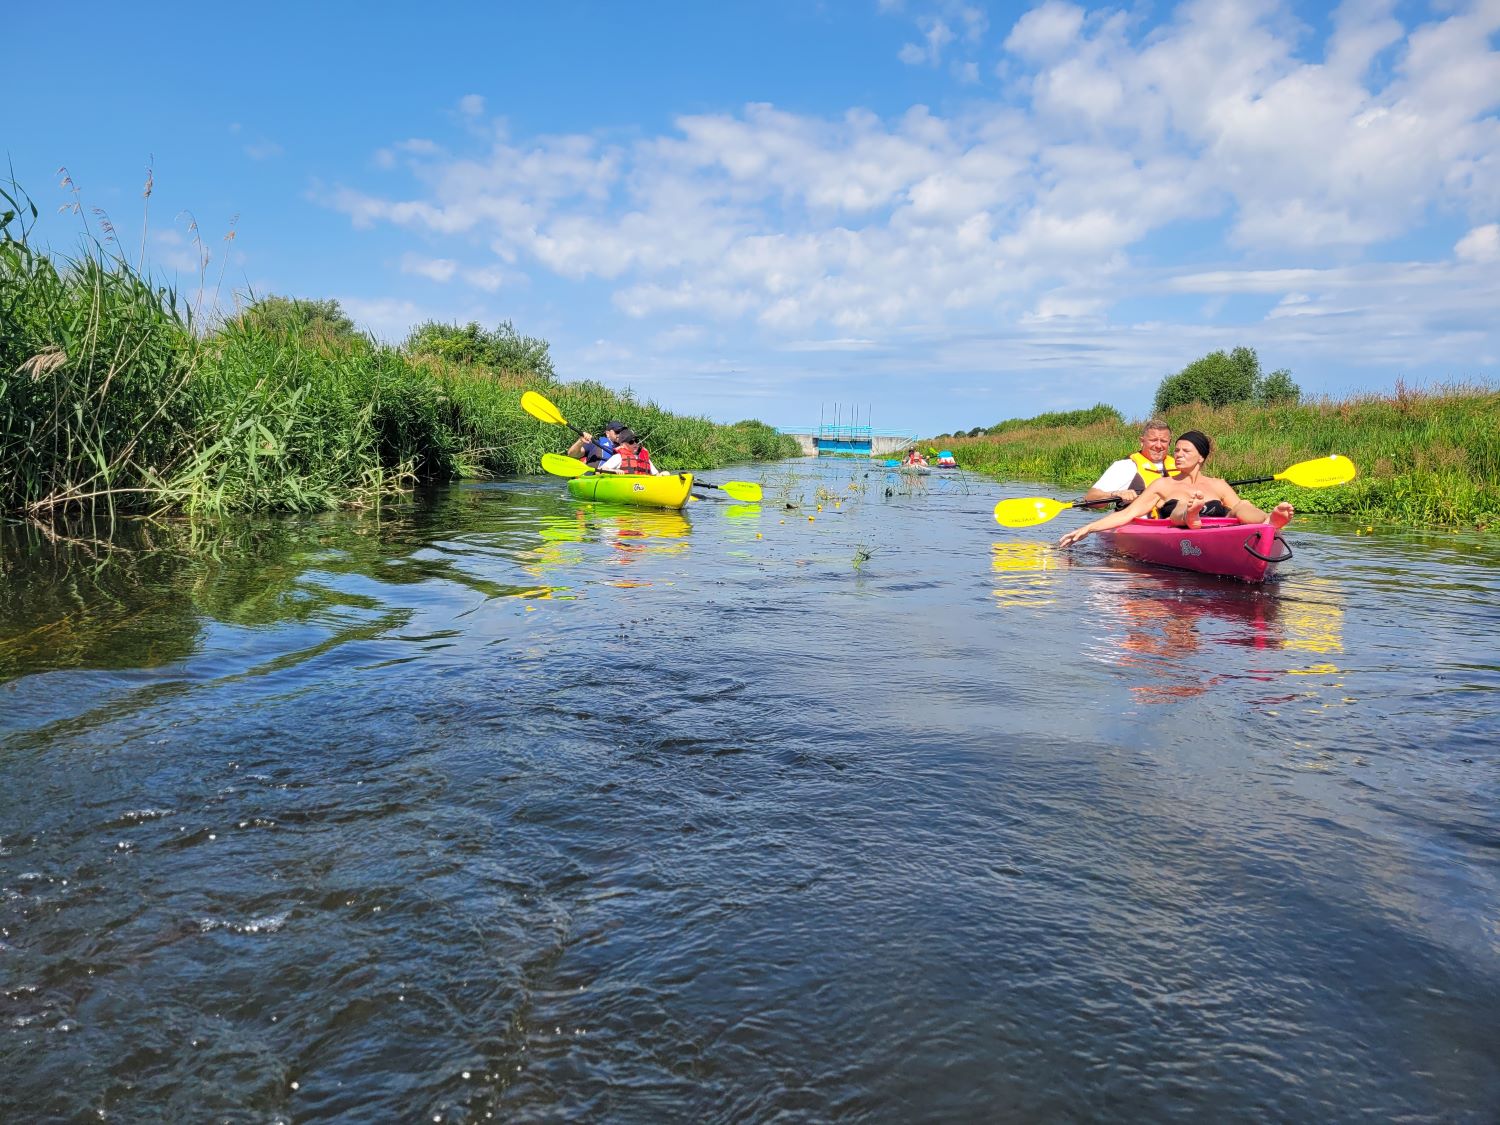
1092, 456, 1165, 492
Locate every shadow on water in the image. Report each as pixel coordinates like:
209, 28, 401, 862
1, 464, 1498, 1121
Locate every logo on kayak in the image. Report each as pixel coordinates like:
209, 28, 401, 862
1179, 539, 1203, 557
632, 483, 645, 492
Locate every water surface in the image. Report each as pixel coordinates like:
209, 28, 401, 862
3, 460, 1497, 1121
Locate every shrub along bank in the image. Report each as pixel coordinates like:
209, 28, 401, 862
0, 185, 796, 520
943, 384, 1500, 528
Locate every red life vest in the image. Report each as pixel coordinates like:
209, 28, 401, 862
614, 446, 652, 474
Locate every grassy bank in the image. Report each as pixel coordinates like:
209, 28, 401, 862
0, 185, 796, 520
943, 385, 1500, 528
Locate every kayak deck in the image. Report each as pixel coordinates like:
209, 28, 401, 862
1106, 516, 1292, 583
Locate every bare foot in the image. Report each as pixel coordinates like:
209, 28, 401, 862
1270, 501, 1294, 529
1182, 491, 1207, 529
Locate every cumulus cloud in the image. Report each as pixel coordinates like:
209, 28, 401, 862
324, 0, 1500, 405
1455, 223, 1500, 262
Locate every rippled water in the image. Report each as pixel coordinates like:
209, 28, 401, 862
2, 459, 1497, 1121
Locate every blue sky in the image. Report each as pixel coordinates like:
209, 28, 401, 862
7, 0, 1498, 436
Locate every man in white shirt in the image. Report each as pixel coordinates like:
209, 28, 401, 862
1083, 420, 1175, 508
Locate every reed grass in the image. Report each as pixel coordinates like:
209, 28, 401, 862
0, 180, 797, 522
945, 382, 1500, 528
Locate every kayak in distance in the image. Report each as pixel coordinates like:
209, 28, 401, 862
1106, 516, 1292, 584
566, 472, 695, 510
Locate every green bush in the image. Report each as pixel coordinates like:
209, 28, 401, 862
405, 319, 555, 381
1154, 346, 1301, 413
985, 403, 1123, 435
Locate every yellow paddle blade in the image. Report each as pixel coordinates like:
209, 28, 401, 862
521, 390, 569, 428
717, 480, 762, 502
540, 452, 590, 478
993, 497, 1074, 528
1276, 454, 1356, 489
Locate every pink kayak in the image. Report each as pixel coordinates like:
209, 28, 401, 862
1105, 516, 1292, 583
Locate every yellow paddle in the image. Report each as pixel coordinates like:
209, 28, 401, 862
992, 454, 1357, 528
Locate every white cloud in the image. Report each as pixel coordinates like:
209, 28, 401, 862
900, 17, 956, 66
401, 254, 458, 282
458, 94, 485, 117
1455, 223, 1500, 262
336, 297, 426, 342
323, 0, 1500, 411
1004, 1, 1085, 60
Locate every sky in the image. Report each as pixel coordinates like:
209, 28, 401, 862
5, 0, 1498, 436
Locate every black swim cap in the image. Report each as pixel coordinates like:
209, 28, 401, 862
1177, 430, 1211, 459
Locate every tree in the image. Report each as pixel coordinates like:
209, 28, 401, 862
1254, 367, 1301, 405
234, 296, 359, 343
404, 319, 555, 380
1153, 346, 1265, 413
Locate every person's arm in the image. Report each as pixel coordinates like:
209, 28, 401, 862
566, 434, 591, 458
1220, 485, 1294, 528
1083, 460, 1140, 506
597, 453, 623, 473
1059, 483, 1164, 547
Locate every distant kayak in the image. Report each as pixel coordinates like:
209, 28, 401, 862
1106, 516, 1292, 584
567, 472, 695, 510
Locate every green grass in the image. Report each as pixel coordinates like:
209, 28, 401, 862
0, 181, 797, 521
943, 384, 1500, 528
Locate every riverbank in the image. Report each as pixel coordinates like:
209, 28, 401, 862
943, 384, 1500, 528
0, 185, 796, 521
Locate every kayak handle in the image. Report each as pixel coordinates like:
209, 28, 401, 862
1243, 532, 1293, 564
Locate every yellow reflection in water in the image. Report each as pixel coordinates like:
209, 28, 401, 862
596, 510, 692, 541
1287, 662, 1341, 676
991, 540, 1063, 608
1281, 577, 1345, 676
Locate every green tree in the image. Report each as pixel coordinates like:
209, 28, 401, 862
1153, 346, 1260, 413
234, 296, 359, 343
405, 319, 555, 380
1254, 367, 1301, 405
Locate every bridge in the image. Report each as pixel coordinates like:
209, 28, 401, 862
777, 424, 917, 458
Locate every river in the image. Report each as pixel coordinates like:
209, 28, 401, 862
3, 458, 1497, 1122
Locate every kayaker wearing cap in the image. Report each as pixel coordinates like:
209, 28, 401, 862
1084, 420, 1174, 509
596, 428, 660, 475
1058, 431, 1294, 548
567, 419, 629, 467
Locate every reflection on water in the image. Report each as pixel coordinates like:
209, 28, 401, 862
2, 466, 1498, 1121
991, 539, 1067, 607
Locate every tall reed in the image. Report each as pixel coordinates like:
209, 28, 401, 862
1, 179, 796, 522
0, 185, 199, 517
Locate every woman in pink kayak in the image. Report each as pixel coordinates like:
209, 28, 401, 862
1057, 431, 1294, 548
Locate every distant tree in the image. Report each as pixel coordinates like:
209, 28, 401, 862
234, 296, 359, 343
1153, 347, 1260, 413
985, 403, 1124, 435
405, 319, 555, 380
1254, 367, 1301, 405
967, 425, 986, 437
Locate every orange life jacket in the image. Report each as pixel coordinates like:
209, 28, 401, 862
614, 446, 652, 474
